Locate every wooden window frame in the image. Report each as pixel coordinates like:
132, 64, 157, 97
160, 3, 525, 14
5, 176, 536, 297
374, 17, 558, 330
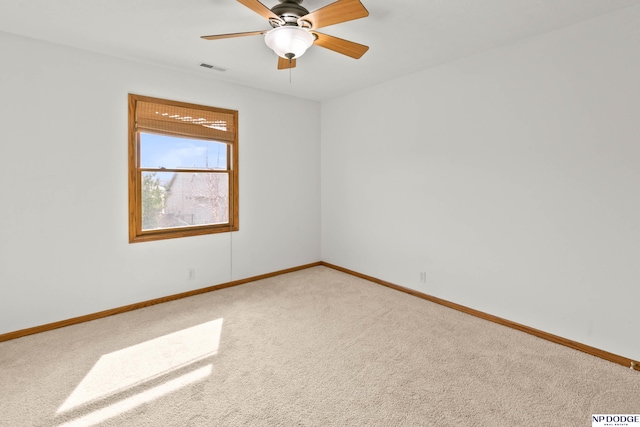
128, 94, 239, 243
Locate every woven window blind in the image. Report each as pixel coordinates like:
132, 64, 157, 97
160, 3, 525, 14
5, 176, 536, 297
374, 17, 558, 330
135, 100, 236, 143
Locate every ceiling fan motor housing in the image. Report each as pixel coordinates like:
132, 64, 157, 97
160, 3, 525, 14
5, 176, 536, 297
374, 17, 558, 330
270, 0, 310, 26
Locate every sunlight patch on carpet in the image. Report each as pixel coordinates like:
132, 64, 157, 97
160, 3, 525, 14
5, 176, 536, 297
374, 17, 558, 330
57, 318, 223, 414
56, 364, 213, 427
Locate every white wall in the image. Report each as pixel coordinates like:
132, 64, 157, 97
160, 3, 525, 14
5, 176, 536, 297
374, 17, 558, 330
0, 32, 320, 334
321, 6, 640, 360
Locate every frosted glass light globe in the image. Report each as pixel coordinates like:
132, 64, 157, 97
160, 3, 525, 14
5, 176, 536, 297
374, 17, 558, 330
265, 26, 314, 59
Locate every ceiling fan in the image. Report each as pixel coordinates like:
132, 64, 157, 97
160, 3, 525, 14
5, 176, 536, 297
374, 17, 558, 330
201, 0, 369, 70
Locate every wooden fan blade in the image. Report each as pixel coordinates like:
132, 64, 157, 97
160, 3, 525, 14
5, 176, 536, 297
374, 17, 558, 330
299, 0, 368, 30
277, 56, 297, 70
312, 32, 369, 59
201, 30, 266, 40
237, 0, 280, 21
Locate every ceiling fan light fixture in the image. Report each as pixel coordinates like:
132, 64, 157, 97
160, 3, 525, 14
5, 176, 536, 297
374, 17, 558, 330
264, 26, 314, 59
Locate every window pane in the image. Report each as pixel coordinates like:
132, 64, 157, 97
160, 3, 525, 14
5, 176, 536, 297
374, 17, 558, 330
141, 171, 229, 231
140, 133, 227, 170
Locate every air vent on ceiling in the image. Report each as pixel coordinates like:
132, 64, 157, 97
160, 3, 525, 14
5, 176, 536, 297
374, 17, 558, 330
200, 63, 226, 72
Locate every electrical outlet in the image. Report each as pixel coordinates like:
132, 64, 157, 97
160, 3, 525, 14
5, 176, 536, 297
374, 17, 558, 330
188, 268, 195, 280
419, 271, 427, 283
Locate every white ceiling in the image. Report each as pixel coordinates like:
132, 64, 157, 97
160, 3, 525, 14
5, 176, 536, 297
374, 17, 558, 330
1, 0, 639, 101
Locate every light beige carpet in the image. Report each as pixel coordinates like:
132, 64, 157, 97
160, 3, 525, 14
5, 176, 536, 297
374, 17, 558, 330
0, 266, 638, 426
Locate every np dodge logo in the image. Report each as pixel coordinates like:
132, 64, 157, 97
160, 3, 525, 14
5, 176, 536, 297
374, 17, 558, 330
593, 415, 640, 426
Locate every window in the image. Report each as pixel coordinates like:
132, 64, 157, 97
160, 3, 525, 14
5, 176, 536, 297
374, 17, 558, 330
128, 94, 238, 243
